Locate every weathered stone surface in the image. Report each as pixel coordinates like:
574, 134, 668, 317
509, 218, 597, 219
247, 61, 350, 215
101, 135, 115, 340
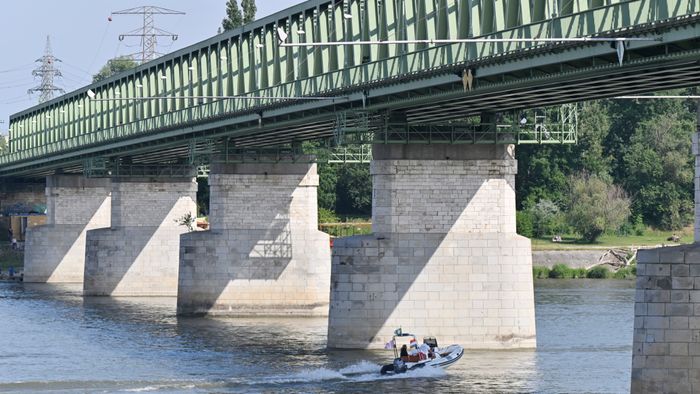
83, 178, 196, 296
177, 161, 330, 316
632, 243, 700, 393
24, 175, 111, 283
328, 145, 535, 349
329, 232, 536, 349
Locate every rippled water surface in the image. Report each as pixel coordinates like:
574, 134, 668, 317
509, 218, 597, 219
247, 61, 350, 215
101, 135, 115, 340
0, 280, 634, 393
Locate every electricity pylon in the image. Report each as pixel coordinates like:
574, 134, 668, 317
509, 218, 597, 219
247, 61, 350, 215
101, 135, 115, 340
28, 36, 64, 103
112, 6, 185, 64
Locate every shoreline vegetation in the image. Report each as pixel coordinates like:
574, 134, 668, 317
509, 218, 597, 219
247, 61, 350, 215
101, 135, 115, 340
0, 245, 22, 272
533, 263, 636, 280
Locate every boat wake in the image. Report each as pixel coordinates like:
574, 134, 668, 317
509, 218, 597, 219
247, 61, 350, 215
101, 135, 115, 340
264, 367, 347, 384
261, 360, 445, 385
1, 362, 446, 393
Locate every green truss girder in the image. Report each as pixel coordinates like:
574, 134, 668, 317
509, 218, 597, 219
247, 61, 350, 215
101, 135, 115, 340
83, 158, 196, 178
0, 0, 698, 175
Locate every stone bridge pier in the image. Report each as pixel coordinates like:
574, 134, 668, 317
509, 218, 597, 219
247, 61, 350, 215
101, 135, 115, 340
83, 177, 197, 296
631, 114, 700, 392
24, 175, 111, 283
177, 159, 330, 316
327, 144, 536, 349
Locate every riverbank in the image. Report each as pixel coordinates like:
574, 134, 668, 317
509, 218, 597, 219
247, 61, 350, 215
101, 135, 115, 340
530, 230, 691, 250
533, 263, 635, 280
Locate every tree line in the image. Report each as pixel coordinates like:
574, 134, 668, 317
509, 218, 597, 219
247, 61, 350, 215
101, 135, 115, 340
515, 89, 696, 241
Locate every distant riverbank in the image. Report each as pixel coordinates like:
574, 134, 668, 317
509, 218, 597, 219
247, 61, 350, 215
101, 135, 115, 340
533, 263, 635, 280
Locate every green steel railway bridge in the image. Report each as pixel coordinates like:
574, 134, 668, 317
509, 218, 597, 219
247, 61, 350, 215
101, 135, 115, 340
0, 0, 698, 177
2, 2, 700, 391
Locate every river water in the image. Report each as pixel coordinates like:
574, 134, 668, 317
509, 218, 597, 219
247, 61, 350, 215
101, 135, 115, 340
0, 280, 634, 393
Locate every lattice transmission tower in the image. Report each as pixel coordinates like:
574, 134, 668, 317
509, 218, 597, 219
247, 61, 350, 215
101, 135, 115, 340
28, 36, 64, 103
112, 6, 185, 64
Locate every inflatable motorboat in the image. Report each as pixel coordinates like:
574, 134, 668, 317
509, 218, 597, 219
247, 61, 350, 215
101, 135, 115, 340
380, 330, 463, 375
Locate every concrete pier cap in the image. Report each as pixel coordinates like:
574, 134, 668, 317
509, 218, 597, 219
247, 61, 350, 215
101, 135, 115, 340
327, 143, 536, 349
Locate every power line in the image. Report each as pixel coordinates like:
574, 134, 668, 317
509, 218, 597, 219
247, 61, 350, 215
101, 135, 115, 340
112, 6, 185, 64
0, 64, 34, 74
27, 36, 65, 103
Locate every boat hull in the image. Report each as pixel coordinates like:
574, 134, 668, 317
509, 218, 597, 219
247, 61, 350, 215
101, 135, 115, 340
380, 345, 464, 375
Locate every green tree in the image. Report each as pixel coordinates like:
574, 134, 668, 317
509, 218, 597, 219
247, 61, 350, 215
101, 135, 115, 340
575, 101, 612, 177
301, 140, 339, 212
567, 174, 631, 242
196, 176, 209, 217
92, 56, 138, 83
605, 89, 695, 183
516, 210, 534, 237
516, 145, 573, 209
335, 165, 372, 216
318, 163, 338, 211
0, 135, 8, 154
241, 0, 257, 24
622, 111, 694, 229
222, 0, 243, 31
517, 102, 615, 210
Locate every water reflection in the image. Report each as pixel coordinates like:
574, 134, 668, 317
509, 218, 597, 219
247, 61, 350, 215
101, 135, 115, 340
0, 279, 633, 393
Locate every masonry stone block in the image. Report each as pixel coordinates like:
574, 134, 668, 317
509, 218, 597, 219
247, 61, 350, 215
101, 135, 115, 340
24, 175, 111, 283
83, 177, 196, 296
328, 144, 536, 349
177, 160, 331, 316
632, 243, 700, 393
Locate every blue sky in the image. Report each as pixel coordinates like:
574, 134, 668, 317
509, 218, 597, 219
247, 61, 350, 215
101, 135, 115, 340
0, 0, 299, 134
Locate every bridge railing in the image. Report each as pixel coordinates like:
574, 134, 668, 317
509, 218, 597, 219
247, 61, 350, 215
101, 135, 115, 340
1, 0, 696, 167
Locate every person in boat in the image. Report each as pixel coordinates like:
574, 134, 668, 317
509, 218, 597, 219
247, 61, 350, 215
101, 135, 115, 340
400, 344, 420, 362
417, 343, 431, 361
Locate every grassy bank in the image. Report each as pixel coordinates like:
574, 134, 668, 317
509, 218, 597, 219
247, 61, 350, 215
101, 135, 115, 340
534, 263, 636, 280
319, 222, 372, 237
531, 228, 692, 250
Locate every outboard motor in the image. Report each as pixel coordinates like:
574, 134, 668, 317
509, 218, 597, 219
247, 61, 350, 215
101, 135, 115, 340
392, 357, 407, 374
380, 357, 408, 375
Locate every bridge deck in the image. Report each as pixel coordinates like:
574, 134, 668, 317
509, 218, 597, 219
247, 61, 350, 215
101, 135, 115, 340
2, 0, 699, 178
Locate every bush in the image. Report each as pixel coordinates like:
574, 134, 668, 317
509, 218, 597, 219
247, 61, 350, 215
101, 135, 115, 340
529, 199, 567, 237
618, 215, 647, 236
549, 264, 573, 279
517, 211, 534, 237
318, 207, 340, 224
586, 265, 611, 279
532, 266, 550, 279
567, 174, 631, 242
571, 268, 588, 278
612, 265, 636, 279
